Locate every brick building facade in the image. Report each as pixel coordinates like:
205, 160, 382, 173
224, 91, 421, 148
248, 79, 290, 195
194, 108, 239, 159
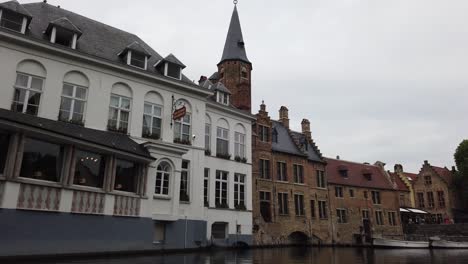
412, 160, 456, 223
252, 103, 331, 245
326, 158, 404, 245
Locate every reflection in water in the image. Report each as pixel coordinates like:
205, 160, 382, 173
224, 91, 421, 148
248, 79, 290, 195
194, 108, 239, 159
23, 248, 468, 264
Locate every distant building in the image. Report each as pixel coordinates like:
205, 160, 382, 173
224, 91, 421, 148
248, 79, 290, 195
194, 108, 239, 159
411, 161, 456, 223
251, 103, 331, 245
0, 0, 253, 256
326, 158, 403, 245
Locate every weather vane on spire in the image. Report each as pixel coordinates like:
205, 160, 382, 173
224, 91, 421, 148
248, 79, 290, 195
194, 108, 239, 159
234, 0, 238, 5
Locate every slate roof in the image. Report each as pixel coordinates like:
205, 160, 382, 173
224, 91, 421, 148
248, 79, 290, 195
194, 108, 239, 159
209, 72, 220, 81
219, 6, 250, 64
0, 0, 31, 17
11, 2, 199, 87
0, 108, 152, 160
120, 41, 152, 56
212, 82, 231, 94
326, 158, 395, 190
271, 121, 307, 157
164, 53, 186, 68
200, 79, 213, 89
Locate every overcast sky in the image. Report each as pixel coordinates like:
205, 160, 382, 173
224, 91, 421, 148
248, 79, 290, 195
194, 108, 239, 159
22, 0, 468, 172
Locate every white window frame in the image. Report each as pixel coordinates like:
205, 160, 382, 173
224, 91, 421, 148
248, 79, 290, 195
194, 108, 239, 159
126, 50, 148, 70
294, 193, 305, 216
362, 209, 370, 220
278, 192, 289, 215
335, 186, 344, 198
12, 72, 44, 115
215, 170, 229, 207
108, 94, 131, 133
318, 200, 328, 219
375, 210, 384, 225
337, 208, 347, 224
317, 170, 326, 188
293, 164, 304, 184
143, 102, 162, 138
155, 162, 171, 196
234, 173, 245, 208
205, 123, 211, 151
180, 160, 190, 202
0, 9, 27, 34
388, 211, 397, 226
216, 127, 229, 156
59, 83, 88, 123
204, 168, 210, 206
277, 161, 287, 182
234, 132, 246, 158
174, 114, 191, 143
217, 92, 229, 105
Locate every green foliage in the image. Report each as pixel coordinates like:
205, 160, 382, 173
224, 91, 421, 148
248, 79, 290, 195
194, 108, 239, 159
455, 140, 468, 176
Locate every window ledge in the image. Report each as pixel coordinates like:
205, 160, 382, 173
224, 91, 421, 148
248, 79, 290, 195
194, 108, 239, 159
110, 190, 141, 198
153, 194, 171, 200
15, 177, 62, 188
179, 201, 191, 204
293, 183, 306, 186
278, 214, 290, 217
69, 184, 105, 194
276, 180, 289, 183
258, 178, 272, 182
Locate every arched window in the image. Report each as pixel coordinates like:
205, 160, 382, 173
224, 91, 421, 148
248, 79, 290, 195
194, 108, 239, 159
155, 161, 171, 196
12, 60, 46, 116
173, 100, 191, 145
143, 92, 163, 140
108, 83, 132, 134
59, 71, 89, 124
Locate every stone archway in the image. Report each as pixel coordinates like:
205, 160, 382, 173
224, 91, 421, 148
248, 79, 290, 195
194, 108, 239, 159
288, 231, 309, 245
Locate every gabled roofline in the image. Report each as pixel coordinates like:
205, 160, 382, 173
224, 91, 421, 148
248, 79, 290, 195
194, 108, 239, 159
0, 29, 213, 97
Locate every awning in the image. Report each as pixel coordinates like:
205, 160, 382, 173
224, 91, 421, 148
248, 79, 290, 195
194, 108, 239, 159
400, 208, 410, 213
400, 208, 429, 214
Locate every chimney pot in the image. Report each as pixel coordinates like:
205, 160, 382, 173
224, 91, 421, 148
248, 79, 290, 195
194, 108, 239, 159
301, 119, 311, 141
198, 75, 207, 85
279, 106, 289, 128
336, 155, 340, 160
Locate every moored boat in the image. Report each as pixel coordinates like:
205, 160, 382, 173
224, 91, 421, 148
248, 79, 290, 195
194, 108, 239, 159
373, 238, 429, 248
431, 240, 468, 249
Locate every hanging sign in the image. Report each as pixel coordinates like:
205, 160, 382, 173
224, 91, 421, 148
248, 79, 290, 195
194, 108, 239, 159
172, 106, 187, 120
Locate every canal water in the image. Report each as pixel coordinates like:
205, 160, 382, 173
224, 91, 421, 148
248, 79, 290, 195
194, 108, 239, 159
18, 247, 468, 264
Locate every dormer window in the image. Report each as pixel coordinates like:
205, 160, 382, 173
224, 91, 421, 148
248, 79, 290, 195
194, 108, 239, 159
0, 9, 28, 33
119, 41, 151, 70
47, 18, 82, 49
362, 168, 372, 181
338, 165, 348, 178
217, 91, 229, 105
165, 62, 181, 79
128, 51, 147, 69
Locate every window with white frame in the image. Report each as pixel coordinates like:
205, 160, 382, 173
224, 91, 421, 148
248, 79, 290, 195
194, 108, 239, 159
179, 160, 190, 202
293, 164, 304, 184
316, 170, 326, 188
388, 211, 397, 226
143, 103, 162, 139
59, 83, 87, 123
155, 162, 171, 196
259, 125, 269, 142
337, 209, 347, 223
108, 94, 131, 133
166, 63, 181, 79
217, 92, 229, 105
11, 73, 43, 116
216, 127, 229, 157
375, 210, 384, 225
174, 114, 191, 144
259, 159, 270, 179
234, 173, 246, 209
318, 200, 328, 219
277, 162, 287, 181
234, 132, 246, 159
128, 51, 147, 69
205, 123, 211, 152
0, 9, 25, 33
204, 168, 209, 207
215, 170, 228, 208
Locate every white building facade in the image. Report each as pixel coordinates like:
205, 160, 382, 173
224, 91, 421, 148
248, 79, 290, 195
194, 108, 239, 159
0, 1, 253, 256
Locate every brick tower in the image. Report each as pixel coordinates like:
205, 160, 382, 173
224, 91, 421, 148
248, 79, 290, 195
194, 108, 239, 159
217, 4, 252, 112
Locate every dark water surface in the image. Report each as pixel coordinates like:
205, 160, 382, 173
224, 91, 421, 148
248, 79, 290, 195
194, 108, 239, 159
18, 248, 468, 264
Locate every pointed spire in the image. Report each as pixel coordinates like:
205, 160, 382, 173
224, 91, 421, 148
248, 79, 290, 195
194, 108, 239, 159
219, 5, 250, 65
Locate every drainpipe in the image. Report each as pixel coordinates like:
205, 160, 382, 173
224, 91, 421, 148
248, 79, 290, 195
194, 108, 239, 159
184, 216, 188, 249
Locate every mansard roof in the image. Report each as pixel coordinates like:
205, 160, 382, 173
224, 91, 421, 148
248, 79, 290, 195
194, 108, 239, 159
9, 2, 201, 88
0, 0, 32, 17
0, 108, 153, 160
326, 158, 395, 190
219, 6, 250, 65
120, 41, 152, 56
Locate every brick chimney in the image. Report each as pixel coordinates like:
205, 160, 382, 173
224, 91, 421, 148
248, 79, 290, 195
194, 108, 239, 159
301, 119, 311, 141
279, 106, 289, 128
198, 75, 207, 85
394, 164, 404, 173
